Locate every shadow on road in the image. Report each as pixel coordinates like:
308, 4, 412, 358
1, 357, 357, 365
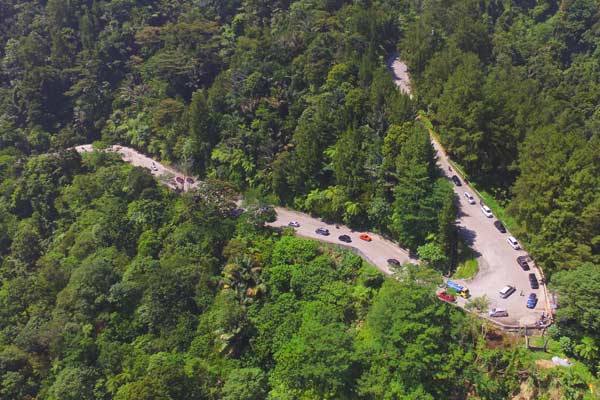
458, 226, 478, 247
456, 207, 470, 219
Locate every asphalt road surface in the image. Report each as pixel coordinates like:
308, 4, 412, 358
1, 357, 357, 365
268, 208, 419, 274
75, 144, 196, 191
74, 145, 417, 275
389, 57, 548, 326
387, 53, 412, 97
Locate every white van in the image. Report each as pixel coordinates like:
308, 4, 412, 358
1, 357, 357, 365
507, 236, 520, 250
499, 285, 516, 299
464, 192, 475, 204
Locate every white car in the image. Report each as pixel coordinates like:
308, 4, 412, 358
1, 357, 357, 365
151, 162, 158, 171
464, 192, 475, 204
288, 221, 300, 228
481, 205, 493, 218
489, 308, 508, 317
507, 236, 520, 250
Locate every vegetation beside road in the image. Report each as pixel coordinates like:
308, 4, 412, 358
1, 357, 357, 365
1, 0, 599, 396
404, 2, 600, 379
453, 256, 479, 280
0, 152, 546, 399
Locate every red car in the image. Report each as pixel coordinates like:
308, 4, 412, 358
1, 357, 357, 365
437, 292, 456, 302
359, 233, 372, 242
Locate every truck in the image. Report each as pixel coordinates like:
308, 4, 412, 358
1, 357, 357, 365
446, 280, 470, 298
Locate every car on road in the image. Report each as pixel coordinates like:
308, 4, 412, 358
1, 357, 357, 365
387, 258, 401, 266
438, 292, 456, 302
359, 233, 372, 242
489, 308, 509, 317
338, 234, 351, 243
175, 176, 184, 184
529, 273, 539, 289
151, 162, 158, 171
527, 293, 538, 309
507, 236, 521, 250
464, 192, 476, 204
517, 256, 530, 271
186, 177, 194, 184
481, 205, 493, 218
451, 175, 462, 186
288, 221, 300, 228
493, 220, 506, 233
499, 285, 516, 299
315, 228, 330, 236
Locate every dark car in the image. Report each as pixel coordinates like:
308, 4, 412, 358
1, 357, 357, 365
175, 176, 184, 184
387, 258, 401, 266
529, 273, 539, 289
316, 228, 330, 236
186, 177, 194, 184
451, 175, 462, 186
338, 234, 351, 243
517, 256, 530, 271
527, 293, 538, 309
493, 220, 506, 233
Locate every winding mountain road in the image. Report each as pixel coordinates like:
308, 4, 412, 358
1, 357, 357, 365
387, 58, 549, 326
73, 56, 548, 327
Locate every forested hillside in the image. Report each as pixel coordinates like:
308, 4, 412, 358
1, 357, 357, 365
0, 0, 462, 262
397, 0, 600, 367
1, 0, 600, 397
400, 0, 600, 275
0, 149, 593, 399
0, 151, 508, 397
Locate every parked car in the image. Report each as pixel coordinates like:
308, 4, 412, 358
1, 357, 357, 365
507, 236, 521, 250
438, 292, 456, 302
288, 221, 300, 228
489, 308, 509, 317
527, 293, 538, 309
517, 256, 530, 271
338, 234, 351, 243
529, 273, 539, 289
464, 192, 476, 204
186, 177, 194, 184
316, 228, 330, 236
359, 233, 372, 242
481, 205, 493, 218
387, 258, 401, 266
151, 162, 158, 171
493, 220, 506, 233
451, 175, 462, 186
499, 285, 516, 299
175, 176, 184, 184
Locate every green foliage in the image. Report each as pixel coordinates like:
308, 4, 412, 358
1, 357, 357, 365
417, 242, 449, 273
452, 256, 479, 280
0, 0, 598, 397
402, 0, 600, 275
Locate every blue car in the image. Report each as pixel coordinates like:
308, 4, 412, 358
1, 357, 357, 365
527, 293, 538, 309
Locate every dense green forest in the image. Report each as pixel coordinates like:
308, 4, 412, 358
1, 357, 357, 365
0, 150, 594, 399
401, 0, 600, 276
397, 0, 600, 364
1, 0, 600, 398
